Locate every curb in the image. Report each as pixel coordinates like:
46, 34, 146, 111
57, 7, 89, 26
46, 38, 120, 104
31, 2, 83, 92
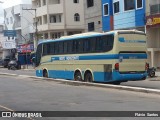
23, 69, 35, 71
1, 73, 160, 95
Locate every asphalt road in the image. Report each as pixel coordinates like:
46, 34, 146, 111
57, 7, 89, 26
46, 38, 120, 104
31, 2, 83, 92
0, 68, 160, 90
0, 67, 35, 76
0, 75, 160, 120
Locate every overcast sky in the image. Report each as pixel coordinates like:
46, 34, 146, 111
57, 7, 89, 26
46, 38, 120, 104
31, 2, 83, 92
0, 0, 31, 23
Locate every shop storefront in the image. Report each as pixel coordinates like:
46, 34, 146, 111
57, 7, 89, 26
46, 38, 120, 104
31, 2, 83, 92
146, 14, 160, 68
17, 44, 34, 65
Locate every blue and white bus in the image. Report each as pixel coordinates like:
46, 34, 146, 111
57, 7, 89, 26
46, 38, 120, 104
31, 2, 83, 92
34, 30, 147, 84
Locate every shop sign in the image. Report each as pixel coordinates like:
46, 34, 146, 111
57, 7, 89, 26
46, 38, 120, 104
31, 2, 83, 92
1, 41, 16, 49
146, 14, 160, 28
17, 44, 34, 53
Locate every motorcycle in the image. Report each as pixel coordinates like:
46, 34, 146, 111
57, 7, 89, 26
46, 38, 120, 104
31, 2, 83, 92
147, 67, 156, 77
8, 60, 21, 70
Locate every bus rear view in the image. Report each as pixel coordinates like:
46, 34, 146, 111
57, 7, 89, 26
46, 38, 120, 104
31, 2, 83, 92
113, 30, 147, 82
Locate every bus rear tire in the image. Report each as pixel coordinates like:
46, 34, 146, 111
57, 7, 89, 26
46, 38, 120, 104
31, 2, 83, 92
74, 71, 82, 81
43, 70, 48, 78
84, 72, 93, 82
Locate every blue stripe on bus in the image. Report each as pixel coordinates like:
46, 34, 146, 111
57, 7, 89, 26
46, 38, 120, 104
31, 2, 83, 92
36, 70, 147, 82
50, 54, 147, 62
119, 37, 146, 43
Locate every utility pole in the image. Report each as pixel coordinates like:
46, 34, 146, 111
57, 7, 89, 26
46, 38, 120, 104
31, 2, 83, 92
22, 8, 38, 52
20, 34, 28, 69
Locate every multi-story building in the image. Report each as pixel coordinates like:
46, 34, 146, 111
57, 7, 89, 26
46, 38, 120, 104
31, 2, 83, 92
102, 0, 146, 32
146, 0, 160, 68
4, 4, 34, 63
4, 4, 33, 45
84, 0, 102, 32
32, 0, 85, 41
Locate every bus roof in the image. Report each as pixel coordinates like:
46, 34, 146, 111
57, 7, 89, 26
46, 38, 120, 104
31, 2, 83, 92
39, 32, 106, 44
39, 30, 145, 45
107, 29, 145, 35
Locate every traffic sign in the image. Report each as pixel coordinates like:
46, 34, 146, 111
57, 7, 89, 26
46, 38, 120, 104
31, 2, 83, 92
4, 30, 17, 37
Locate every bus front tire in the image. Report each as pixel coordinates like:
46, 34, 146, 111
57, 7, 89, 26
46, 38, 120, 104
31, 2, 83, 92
43, 70, 48, 78
74, 72, 82, 81
84, 72, 93, 82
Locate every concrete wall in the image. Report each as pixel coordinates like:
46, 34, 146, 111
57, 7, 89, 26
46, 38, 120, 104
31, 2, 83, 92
65, 0, 85, 30
84, 0, 102, 32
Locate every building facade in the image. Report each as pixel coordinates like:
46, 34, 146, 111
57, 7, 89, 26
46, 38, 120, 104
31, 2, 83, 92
4, 4, 34, 63
4, 4, 33, 45
146, 0, 160, 68
32, 0, 85, 41
84, 0, 102, 32
102, 0, 146, 32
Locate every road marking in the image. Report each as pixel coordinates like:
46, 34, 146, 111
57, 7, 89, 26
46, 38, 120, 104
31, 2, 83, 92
0, 105, 35, 120
0, 105, 14, 111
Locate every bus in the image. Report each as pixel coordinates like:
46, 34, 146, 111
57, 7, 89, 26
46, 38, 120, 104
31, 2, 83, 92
34, 30, 147, 84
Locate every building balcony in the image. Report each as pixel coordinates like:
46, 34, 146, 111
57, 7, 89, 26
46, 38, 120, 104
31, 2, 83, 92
37, 24, 49, 32
15, 22, 21, 30
36, 4, 63, 17
36, 6, 48, 16
37, 23, 65, 32
48, 4, 63, 14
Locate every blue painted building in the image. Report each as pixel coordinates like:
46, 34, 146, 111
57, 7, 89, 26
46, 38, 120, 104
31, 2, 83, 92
102, 0, 146, 31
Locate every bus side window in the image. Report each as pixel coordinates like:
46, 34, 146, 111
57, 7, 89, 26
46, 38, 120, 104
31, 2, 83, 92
67, 40, 73, 54
72, 40, 78, 53
54, 42, 59, 54
43, 43, 48, 56
107, 35, 114, 50
77, 39, 83, 53
90, 37, 96, 52
59, 42, 64, 54
95, 37, 103, 52
64, 41, 68, 54
83, 38, 90, 53
50, 42, 55, 55
47, 44, 50, 55
102, 36, 108, 51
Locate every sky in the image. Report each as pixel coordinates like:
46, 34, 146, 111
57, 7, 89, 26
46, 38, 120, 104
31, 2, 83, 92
0, 0, 31, 23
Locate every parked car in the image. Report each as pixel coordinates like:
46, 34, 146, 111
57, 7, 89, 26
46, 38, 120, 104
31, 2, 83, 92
2, 58, 10, 68
8, 60, 21, 70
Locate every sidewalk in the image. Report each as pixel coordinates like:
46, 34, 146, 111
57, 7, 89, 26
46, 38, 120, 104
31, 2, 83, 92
21, 65, 35, 71
156, 71, 160, 77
